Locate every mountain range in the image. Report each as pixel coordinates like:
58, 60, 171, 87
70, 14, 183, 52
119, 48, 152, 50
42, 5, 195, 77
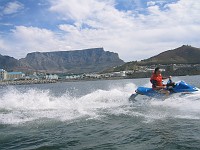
0, 45, 200, 74
0, 48, 124, 73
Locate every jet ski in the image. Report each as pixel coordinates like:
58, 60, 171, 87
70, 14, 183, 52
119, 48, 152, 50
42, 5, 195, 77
129, 81, 199, 100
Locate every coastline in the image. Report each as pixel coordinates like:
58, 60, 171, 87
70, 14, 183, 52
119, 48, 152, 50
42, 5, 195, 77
0, 79, 57, 86
1, 74, 200, 86
0, 77, 126, 86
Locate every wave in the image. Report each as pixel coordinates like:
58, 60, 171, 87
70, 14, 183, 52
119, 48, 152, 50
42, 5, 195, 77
129, 91, 200, 123
0, 83, 136, 124
0, 83, 200, 125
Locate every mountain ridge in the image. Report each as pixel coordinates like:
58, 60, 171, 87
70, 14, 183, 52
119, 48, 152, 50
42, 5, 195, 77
141, 45, 200, 65
105, 45, 200, 72
1, 45, 200, 73
1, 48, 124, 73
0, 54, 19, 70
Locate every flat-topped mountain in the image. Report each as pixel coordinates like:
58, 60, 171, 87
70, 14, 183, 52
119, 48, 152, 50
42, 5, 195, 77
19, 48, 124, 73
1, 45, 199, 74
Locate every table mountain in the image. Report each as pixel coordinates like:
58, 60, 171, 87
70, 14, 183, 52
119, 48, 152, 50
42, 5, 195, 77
19, 48, 124, 73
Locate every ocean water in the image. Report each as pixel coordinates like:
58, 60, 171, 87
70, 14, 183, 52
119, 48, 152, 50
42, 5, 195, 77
0, 75, 200, 150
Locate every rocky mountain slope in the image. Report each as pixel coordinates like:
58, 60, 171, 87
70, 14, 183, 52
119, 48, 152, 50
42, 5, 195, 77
1, 45, 199, 74
141, 45, 200, 65
105, 45, 200, 72
0, 54, 19, 71
19, 48, 124, 73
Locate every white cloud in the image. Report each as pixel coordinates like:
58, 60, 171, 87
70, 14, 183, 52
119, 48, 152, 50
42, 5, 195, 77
49, 0, 115, 21
1, 26, 71, 58
59, 24, 80, 35
0, 38, 8, 52
47, 0, 200, 61
1, 0, 200, 62
147, 0, 168, 7
147, 1, 156, 6
3, 1, 24, 15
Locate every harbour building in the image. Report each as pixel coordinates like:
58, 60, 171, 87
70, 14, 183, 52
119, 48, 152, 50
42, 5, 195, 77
6, 72, 24, 80
0, 69, 7, 80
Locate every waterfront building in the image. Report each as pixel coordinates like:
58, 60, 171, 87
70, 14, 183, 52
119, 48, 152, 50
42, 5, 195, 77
45, 74, 58, 80
0, 69, 7, 80
7, 72, 25, 80
66, 75, 81, 79
26, 74, 40, 80
112, 71, 126, 77
83, 73, 101, 79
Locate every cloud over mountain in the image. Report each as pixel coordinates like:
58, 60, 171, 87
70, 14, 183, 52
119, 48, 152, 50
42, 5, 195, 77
0, 0, 200, 61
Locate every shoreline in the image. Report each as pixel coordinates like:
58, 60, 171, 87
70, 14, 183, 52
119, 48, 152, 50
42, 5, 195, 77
1, 74, 200, 86
0, 79, 57, 86
0, 77, 127, 86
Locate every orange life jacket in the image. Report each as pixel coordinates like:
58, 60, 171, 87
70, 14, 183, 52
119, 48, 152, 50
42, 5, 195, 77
150, 73, 163, 88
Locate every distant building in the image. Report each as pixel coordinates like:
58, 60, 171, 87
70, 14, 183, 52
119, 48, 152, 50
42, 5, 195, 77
66, 75, 81, 79
26, 74, 40, 80
0, 69, 7, 80
6, 72, 25, 80
83, 73, 101, 79
112, 71, 126, 77
46, 74, 58, 80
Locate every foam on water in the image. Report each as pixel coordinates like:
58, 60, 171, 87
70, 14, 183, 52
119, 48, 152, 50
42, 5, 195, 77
130, 77, 200, 122
0, 84, 136, 124
152, 91, 200, 108
0, 82, 200, 125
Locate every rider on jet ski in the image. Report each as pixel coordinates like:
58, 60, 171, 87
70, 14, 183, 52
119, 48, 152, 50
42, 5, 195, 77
150, 67, 175, 95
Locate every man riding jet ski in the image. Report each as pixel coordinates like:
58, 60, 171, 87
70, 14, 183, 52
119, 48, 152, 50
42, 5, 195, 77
150, 67, 174, 96
129, 67, 199, 100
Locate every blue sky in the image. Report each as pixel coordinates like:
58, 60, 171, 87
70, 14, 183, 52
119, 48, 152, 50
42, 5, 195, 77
0, 0, 200, 61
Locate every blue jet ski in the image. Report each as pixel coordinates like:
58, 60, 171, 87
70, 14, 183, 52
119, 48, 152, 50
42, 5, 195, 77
129, 81, 199, 100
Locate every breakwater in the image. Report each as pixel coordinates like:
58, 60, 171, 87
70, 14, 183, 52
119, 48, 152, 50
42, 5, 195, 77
0, 79, 57, 86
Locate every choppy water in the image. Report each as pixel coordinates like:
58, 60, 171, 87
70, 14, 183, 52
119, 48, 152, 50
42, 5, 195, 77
0, 75, 200, 150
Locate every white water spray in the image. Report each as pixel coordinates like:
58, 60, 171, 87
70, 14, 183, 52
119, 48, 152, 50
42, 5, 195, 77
0, 83, 136, 124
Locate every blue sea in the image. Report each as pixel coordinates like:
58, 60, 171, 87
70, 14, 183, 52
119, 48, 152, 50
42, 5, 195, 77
0, 75, 200, 150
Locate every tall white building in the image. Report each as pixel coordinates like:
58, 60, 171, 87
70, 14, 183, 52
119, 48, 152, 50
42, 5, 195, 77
45, 74, 58, 80
0, 69, 7, 80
